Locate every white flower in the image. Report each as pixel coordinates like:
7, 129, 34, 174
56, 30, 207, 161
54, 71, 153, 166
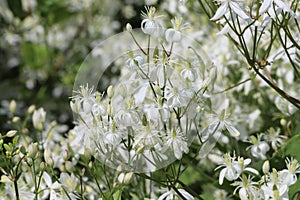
181, 68, 198, 82
246, 134, 270, 160
165, 86, 193, 108
216, 154, 258, 186
165, 127, 189, 159
209, 109, 241, 137
43, 172, 62, 200
280, 157, 300, 186
158, 188, 194, 200
126, 55, 144, 70
141, 7, 163, 37
165, 17, 187, 43
261, 169, 289, 200
263, 128, 287, 151
211, 0, 250, 21
32, 107, 46, 130
71, 84, 95, 114
232, 175, 261, 200
215, 153, 242, 185
259, 0, 294, 15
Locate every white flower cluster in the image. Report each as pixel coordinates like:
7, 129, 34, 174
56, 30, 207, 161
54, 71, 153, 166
211, 0, 295, 35
69, 6, 232, 172
216, 153, 300, 200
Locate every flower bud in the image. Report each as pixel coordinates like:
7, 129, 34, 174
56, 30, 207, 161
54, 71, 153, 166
262, 160, 270, 174
107, 85, 114, 98
126, 23, 132, 32
136, 145, 145, 154
28, 143, 38, 158
40, 162, 46, 170
280, 118, 287, 126
32, 108, 46, 130
117, 165, 122, 172
123, 172, 134, 184
44, 148, 53, 166
88, 161, 93, 168
153, 85, 162, 96
9, 100, 17, 114
65, 161, 74, 172
27, 105, 36, 114
62, 150, 69, 161
6, 130, 17, 137
12, 116, 20, 123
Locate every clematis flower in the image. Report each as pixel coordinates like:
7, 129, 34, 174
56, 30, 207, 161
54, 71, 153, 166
165, 17, 188, 43
164, 127, 189, 159
126, 55, 144, 70
215, 153, 242, 185
263, 128, 287, 151
141, 6, 163, 37
259, 0, 293, 15
211, 0, 250, 21
246, 134, 270, 160
32, 107, 46, 130
280, 157, 300, 186
231, 175, 261, 200
261, 169, 289, 200
216, 153, 258, 186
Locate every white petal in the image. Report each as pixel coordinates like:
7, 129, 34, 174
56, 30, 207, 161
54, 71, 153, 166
239, 188, 248, 200
245, 167, 259, 175
178, 189, 194, 200
230, 2, 250, 19
219, 168, 226, 185
274, 0, 290, 12
165, 29, 182, 42
217, 24, 230, 35
43, 172, 52, 186
259, 0, 273, 15
224, 122, 240, 137
211, 3, 228, 21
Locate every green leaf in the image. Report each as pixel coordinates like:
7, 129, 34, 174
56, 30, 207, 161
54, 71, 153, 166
113, 190, 122, 200
289, 178, 300, 199
3, 144, 11, 152
13, 136, 19, 146
272, 134, 300, 162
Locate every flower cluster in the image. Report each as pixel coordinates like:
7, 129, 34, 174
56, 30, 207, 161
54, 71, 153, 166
216, 153, 300, 199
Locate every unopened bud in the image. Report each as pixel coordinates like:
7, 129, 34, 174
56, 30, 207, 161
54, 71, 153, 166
40, 162, 46, 170
65, 161, 74, 172
27, 105, 36, 114
117, 165, 122, 172
88, 161, 93, 168
262, 160, 270, 174
153, 85, 162, 96
62, 150, 69, 161
9, 100, 17, 114
44, 148, 53, 166
12, 116, 20, 123
107, 85, 114, 98
81, 167, 86, 176
136, 145, 145, 154
28, 143, 38, 158
123, 172, 134, 184
126, 23, 132, 32
280, 118, 287, 126
6, 130, 17, 137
